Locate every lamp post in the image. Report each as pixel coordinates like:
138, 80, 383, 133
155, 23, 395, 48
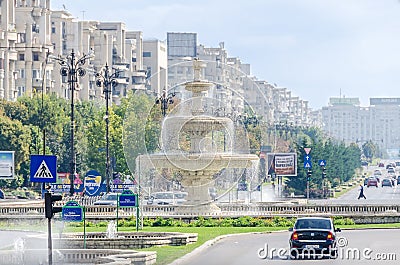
155, 90, 175, 117
50, 49, 94, 196
95, 63, 120, 193
238, 114, 259, 129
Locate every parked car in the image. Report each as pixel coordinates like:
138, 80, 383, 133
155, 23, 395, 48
209, 187, 217, 200
288, 217, 341, 259
147, 191, 188, 205
174, 191, 188, 204
93, 193, 119, 206
381, 178, 393, 187
378, 162, 385, 167
367, 177, 378, 188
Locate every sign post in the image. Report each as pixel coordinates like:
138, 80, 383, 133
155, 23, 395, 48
303, 148, 312, 201
318, 160, 327, 198
62, 201, 85, 248
118, 189, 138, 231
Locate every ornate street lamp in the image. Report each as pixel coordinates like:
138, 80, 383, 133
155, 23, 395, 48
155, 90, 175, 117
95, 63, 121, 193
49, 49, 94, 196
237, 114, 259, 129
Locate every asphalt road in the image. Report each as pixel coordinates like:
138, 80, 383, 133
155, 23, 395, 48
216, 164, 400, 205
315, 165, 400, 204
173, 229, 400, 265
0, 230, 42, 249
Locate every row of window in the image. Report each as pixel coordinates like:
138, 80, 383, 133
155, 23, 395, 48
17, 69, 52, 79
18, 52, 40, 61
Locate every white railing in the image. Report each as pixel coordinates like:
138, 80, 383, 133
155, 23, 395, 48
1, 202, 400, 219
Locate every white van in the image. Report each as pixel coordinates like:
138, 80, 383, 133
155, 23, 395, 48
147, 191, 187, 205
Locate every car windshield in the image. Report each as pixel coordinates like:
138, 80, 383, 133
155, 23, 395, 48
174, 193, 187, 199
295, 219, 331, 230
104, 194, 118, 200
154, 193, 173, 199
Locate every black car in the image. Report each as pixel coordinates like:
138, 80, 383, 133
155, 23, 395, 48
289, 217, 341, 259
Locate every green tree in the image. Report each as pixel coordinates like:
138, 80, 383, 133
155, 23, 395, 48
362, 140, 376, 161
286, 127, 361, 197
0, 110, 31, 187
122, 92, 160, 173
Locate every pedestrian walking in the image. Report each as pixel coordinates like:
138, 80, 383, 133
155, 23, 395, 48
358, 184, 366, 199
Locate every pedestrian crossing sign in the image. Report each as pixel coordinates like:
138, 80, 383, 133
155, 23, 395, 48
30, 155, 57, 183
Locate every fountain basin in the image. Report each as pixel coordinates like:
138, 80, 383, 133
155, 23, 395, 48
149, 153, 258, 174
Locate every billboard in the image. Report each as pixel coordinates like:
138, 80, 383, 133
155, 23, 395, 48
0, 151, 15, 179
267, 153, 297, 177
370, 98, 400, 105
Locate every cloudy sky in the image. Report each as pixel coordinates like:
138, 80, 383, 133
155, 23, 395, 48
51, 0, 400, 109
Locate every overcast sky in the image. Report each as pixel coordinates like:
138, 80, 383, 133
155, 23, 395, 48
51, 0, 400, 109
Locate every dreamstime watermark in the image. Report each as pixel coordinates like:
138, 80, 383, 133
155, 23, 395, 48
257, 236, 397, 261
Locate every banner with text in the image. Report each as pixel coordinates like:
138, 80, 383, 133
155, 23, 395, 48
267, 153, 297, 177
0, 151, 15, 179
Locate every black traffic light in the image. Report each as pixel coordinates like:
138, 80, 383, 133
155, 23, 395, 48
322, 167, 327, 178
307, 170, 312, 181
45, 192, 63, 219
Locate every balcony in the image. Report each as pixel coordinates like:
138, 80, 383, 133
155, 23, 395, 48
7, 32, 17, 41
131, 84, 146, 91
115, 77, 129, 85
8, 50, 18, 61
32, 78, 43, 88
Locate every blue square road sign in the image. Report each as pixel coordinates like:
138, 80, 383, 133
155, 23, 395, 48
30, 155, 57, 183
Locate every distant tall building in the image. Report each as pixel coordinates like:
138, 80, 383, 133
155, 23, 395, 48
167, 32, 197, 57
143, 39, 168, 96
322, 97, 400, 157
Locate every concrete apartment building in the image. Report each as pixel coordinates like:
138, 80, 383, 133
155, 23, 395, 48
5, 0, 53, 100
2, 2, 315, 134
322, 97, 400, 156
0, 0, 17, 100
167, 32, 312, 128
3, 1, 150, 103
143, 38, 168, 96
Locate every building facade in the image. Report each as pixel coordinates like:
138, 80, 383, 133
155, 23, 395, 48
322, 97, 400, 156
1, 3, 316, 135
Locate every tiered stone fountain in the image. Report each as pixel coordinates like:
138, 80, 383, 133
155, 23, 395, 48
147, 59, 258, 213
